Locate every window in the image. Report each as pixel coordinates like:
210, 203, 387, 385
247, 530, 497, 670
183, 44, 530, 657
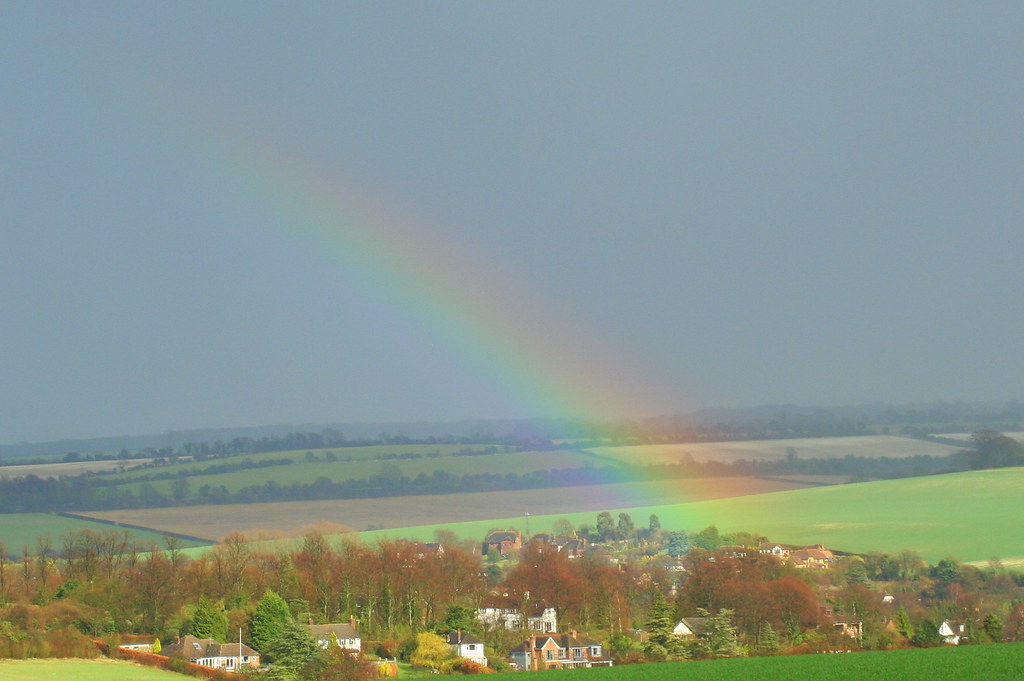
545, 650, 554, 661
226, 659, 235, 668
468, 644, 476, 650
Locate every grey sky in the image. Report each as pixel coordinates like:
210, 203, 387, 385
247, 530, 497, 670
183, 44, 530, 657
3, 2, 1023, 443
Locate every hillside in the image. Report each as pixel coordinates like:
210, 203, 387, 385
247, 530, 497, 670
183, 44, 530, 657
356, 467, 1024, 565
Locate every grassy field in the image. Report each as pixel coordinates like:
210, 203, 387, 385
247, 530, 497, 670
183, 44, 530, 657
585, 435, 966, 465
0, 513, 210, 553
80, 476, 815, 542
114, 449, 599, 497
533, 643, 1024, 681
352, 467, 1024, 564
0, 658, 190, 680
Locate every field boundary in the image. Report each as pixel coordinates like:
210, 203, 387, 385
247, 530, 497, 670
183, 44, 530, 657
58, 511, 214, 544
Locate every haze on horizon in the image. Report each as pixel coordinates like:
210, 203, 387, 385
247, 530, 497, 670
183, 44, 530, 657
3, 3, 1023, 444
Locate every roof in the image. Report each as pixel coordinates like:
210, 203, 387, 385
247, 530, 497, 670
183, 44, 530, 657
445, 631, 484, 646
484, 530, 520, 543
163, 635, 259, 659
511, 633, 603, 652
307, 623, 359, 640
674, 617, 709, 637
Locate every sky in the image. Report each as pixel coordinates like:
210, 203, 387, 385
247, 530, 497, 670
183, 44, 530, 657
3, 2, 1023, 444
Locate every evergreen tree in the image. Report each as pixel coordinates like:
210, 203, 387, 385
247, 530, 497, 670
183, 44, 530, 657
896, 606, 915, 640
252, 589, 292, 654
694, 608, 744, 659
617, 513, 635, 541
646, 590, 674, 646
648, 514, 661, 533
263, 618, 323, 676
190, 597, 228, 642
757, 622, 780, 655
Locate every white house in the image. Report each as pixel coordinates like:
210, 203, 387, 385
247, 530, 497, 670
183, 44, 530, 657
477, 605, 557, 633
938, 620, 968, 645
162, 636, 260, 672
445, 630, 487, 666
307, 619, 361, 652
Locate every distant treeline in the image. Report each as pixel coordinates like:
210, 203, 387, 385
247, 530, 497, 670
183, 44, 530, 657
0, 449, 972, 513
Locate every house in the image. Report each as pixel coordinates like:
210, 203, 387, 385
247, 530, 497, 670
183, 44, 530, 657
939, 620, 969, 645
483, 530, 522, 556
671, 617, 708, 639
509, 632, 612, 671
417, 543, 445, 558
162, 635, 260, 672
527, 534, 587, 558
477, 604, 558, 633
758, 543, 791, 558
445, 630, 487, 666
791, 547, 834, 569
307, 617, 361, 652
833, 620, 863, 640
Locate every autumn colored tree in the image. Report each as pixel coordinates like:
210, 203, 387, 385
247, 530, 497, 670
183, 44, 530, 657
410, 632, 452, 670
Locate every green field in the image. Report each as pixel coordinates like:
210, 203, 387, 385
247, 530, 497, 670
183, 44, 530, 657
115, 449, 598, 497
585, 435, 965, 465
0, 658, 189, 680
360, 467, 1024, 564
531, 643, 1024, 681
0, 514, 210, 553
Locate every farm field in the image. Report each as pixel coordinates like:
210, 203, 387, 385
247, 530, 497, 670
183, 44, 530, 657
78, 476, 818, 542
0, 658, 189, 680
585, 435, 966, 465
0, 458, 154, 479
114, 449, 600, 497
531, 642, 1024, 681
0, 513, 210, 552
100, 444, 511, 482
939, 431, 1024, 442
358, 467, 1024, 564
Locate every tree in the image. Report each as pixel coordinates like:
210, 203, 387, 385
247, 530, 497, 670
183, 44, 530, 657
152, 638, 162, 654
896, 606, 915, 640
845, 560, 870, 586
616, 513, 635, 542
438, 605, 477, 634
982, 613, 1003, 643
757, 622, 780, 655
693, 526, 722, 551
410, 632, 452, 670
596, 512, 616, 542
252, 589, 292, 653
190, 597, 228, 642
263, 618, 323, 675
648, 514, 661, 533
645, 590, 673, 647
665, 531, 690, 558
693, 608, 744, 659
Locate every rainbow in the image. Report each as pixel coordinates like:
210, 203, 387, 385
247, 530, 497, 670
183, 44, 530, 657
144, 88, 679, 422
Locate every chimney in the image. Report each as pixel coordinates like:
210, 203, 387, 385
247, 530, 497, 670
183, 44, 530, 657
457, 628, 462, 644
309, 616, 314, 626
349, 615, 357, 631
571, 629, 578, 640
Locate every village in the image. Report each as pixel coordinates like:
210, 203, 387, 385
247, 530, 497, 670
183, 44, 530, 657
62, 513, 1021, 679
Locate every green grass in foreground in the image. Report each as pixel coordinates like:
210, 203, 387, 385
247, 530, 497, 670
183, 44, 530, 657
0, 658, 189, 680
361, 467, 1024, 564
0, 513, 209, 553
535, 643, 1024, 681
